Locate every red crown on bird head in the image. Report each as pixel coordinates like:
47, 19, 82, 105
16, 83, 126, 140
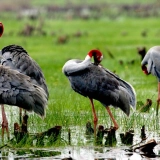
88, 49, 103, 64
0, 22, 4, 37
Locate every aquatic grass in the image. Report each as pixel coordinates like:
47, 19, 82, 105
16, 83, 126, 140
1, 17, 160, 148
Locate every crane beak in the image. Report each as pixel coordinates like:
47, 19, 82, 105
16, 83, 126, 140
94, 55, 103, 65
94, 60, 101, 66
94, 62, 99, 65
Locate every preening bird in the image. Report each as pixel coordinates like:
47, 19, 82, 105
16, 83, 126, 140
0, 44, 49, 98
0, 22, 48, 140
62, 49, 136, 134
0, 67, 48, 139
141, 46, 160, 115
0, 44, 49, 140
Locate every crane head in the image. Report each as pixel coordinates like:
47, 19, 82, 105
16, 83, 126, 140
88, 49, 103, 65
0, 22, 4, 37
142, 65, 149, 75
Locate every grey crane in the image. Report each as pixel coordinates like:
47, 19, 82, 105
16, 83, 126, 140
0, 65, 48, 140
62, 49, 136, 135
0, 22, 49, 140
141, 46, 160, 115
0, 44, 49, 98
0, 44, 49, 140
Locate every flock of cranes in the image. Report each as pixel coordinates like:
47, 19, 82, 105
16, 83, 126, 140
0, 21, 160, 140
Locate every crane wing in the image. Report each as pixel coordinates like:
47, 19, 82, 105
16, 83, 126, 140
0, 44, 49, 98
67, 63, 136, 114
0, 65, 47, 117
102, 67, 136, 108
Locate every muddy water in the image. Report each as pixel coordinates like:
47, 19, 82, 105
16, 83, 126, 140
1, 125, 160, 159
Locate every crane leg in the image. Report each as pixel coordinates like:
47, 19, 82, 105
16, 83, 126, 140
106, 106, 119, 130
19, 108, 22, 124
156, 82, 160, 116
1, 104, 10, 142
20, 108, 27, 124
89, 98, 98, 136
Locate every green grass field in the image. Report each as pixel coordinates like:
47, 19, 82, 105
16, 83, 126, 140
0, 15, 160, 145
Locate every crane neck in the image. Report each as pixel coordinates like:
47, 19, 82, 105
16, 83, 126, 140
84, 55, 91, 62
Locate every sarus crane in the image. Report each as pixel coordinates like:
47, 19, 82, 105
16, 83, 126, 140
141, 46, 160, 115
62, 49, 136, 135
0, 22, 48, 140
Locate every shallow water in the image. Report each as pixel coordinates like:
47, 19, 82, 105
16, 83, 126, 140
1, 146, 160, 160
1, 107, 160, 159
1, 125, 160, 160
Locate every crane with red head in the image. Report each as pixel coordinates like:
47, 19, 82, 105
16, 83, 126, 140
62, 49, 136, 136
0, 22, 48, 141
141, 46, 160, 116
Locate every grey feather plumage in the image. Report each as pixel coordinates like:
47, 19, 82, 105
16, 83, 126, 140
0, 65, 47, 117
63, 61, 136, 116
0, 44, 49, 98
141, 46, 160, 81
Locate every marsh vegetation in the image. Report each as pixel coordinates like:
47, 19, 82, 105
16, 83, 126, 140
0, 0, 160, 159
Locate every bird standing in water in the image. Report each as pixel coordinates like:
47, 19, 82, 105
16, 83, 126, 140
0, 22, 48, 141
0, 44, 49, 121
141, 46, 160, 115
62, 49, 136, 135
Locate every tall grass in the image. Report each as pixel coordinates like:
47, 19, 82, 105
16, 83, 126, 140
0, 17, 160, 145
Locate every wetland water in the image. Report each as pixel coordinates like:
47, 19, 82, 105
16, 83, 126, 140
1, 125, 160, 160
1, 107, 160, 159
